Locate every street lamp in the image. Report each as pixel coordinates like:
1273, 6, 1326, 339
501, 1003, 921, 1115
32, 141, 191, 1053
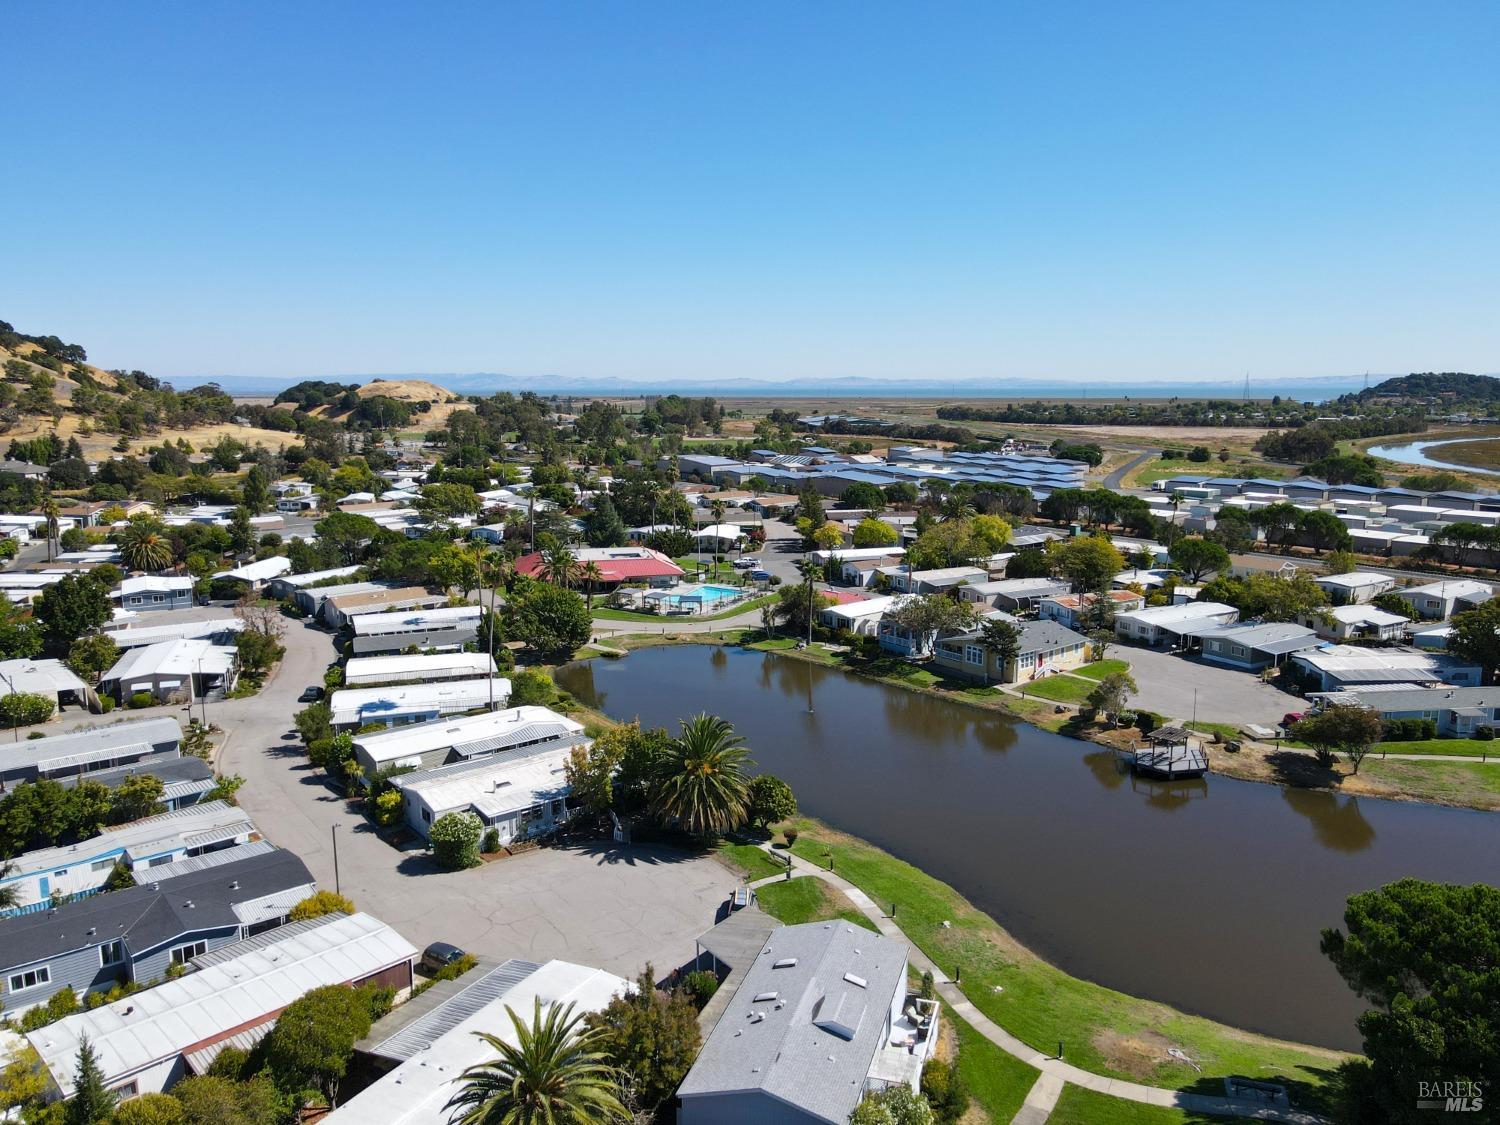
0, 670, 17, 742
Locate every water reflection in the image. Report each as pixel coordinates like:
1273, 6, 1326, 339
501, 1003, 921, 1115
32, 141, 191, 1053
557, 646, 1500, 1049
1283, 788, 1377, 853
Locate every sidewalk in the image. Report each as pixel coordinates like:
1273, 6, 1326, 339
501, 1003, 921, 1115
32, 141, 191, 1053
749, 843, 1329, 1124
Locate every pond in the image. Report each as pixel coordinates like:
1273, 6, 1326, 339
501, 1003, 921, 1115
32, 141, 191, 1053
1367, 435, 1500, 476
557, 646, 1500, 1051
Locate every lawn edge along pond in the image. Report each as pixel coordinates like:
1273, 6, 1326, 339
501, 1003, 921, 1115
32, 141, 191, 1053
563, 652, 1348, 1112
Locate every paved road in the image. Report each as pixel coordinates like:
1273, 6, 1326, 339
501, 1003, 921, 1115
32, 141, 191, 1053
1108, 643, 1304, 727
1103, 448, 1161, 490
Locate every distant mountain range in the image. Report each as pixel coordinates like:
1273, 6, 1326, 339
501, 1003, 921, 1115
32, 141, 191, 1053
162, 370, 1420, 401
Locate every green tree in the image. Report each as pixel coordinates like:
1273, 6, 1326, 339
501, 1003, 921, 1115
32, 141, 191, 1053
1321, 879, 1500, 1123
258, 984, 377, 1103
746, 774, 797, 827
113, 1092, 186, 1125
979, 617, 1023, 682
0, 1042, 47, 1117
417, 482, 482, 520
653, 713, 752, 836
116, 517, 175, 572
0, 599, 43, 660
565, 739, 622, 817
1004, 548, 1052, 579
1049, 536, 1124, 592
430, 811, 484, 869
852, 517, 899, 548
1447, 598, 1500, 682
810, 520, 845, 551
841, 482, 886, 512
67, 633, 120, 684
311, 511, 382, 565
505, 583, 592, 660
850, 1085, 935, 1125
510, 667, 556, 707
1299, 509, 1353, 552
64, 1036, 115, 1125
445, 998, 627, 1125
240, 465, 271, 514
34, 574, 113, 654
1322, 549, 1359, 575
1085, 670, 1137, 723
584, 965, 700, 1118
584, 494, 627, 548
1167, 537, 1230, 582
170, 1072, 285, 1125
109, 773, 165, 823
1292, 704, 1384, 772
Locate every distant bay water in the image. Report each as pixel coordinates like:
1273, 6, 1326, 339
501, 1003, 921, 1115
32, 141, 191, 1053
167, 372, 1375, 402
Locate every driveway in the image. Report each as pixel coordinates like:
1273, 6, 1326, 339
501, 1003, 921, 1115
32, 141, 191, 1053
1109, 642, 1305, 728
212, 619, 736, 976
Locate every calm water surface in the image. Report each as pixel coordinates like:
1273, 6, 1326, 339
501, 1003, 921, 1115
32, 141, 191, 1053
1368, 436, 1500, 476
557, 646, 1500, 1051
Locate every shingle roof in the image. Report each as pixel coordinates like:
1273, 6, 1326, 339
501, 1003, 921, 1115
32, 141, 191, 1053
0, 847, 313, 971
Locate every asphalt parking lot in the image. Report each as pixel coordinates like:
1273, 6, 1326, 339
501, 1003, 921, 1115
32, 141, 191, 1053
1109, 642, 1306, 728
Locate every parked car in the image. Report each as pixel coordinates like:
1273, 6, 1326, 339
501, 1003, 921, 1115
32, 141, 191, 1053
1281, 712, 1305, 728
421, 941, 467, 973
733, 557, 761, 569
749, 569, 772, 582
298, 686, 323, 703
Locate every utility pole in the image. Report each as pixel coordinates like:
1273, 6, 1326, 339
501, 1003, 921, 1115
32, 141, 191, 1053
0, 670, 17, 741
331, 825, 341, 896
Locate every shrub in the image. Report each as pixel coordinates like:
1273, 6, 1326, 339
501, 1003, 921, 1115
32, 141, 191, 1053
0, 691, 55, 728
429, 811, 483, 869
129, 690, 155, 709
112, 1092, 185, 1124
509, 667, 556, 707
481, 826, 500, 853
288, 890, 356, 921
372, 788, 403, 827
1136, 711, 1159, 735
784, 827, 799, 846
1382, 717, 1438, 741
680, 970, 719, 1010
204, 1044, 249, 1080
920, 1056, 969, 1124
1476, 725, 1495, 742
99, 696, 114, 713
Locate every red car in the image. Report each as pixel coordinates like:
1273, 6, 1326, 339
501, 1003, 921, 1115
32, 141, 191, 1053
1281, 712, 1305, 728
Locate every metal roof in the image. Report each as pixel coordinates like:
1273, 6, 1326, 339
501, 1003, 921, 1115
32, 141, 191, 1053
147, 840, 277, 882
343, 651, 495, 686
356, 705, 582, 766
28, 912, 417, 1096
0, 716, 181, 775
367, 959, 542, 1062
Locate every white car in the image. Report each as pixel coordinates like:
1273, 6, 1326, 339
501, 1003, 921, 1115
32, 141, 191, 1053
733, 557, 761, 569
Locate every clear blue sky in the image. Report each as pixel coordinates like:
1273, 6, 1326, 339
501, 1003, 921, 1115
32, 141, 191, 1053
3, 2, 1497, 384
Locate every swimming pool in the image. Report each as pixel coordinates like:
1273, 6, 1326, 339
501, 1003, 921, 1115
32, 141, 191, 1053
694, 584, 743, 605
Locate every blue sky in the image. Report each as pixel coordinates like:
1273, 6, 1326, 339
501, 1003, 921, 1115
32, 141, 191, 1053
3, 2, 1497, 384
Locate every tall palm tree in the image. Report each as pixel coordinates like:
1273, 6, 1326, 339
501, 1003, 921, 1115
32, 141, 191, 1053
117, 518, 174, 572
41, 497, 60, 563
0, 862, 19, 910
537, 545, 581, 590
444, 998, 626, 1125
653, 713, 751, 836
578, 561, 605, 611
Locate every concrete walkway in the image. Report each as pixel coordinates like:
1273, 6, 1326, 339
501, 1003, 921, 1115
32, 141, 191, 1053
748, 844, 1328, 1124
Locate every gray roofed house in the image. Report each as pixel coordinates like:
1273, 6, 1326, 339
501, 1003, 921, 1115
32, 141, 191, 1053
677, 921, 936, 1125
0, 847, 315, 1014
55, 755, 215, 810
1187, 621, 1323, 671
0, 717, 182, 785
1308, 685, 1500, 737
931, 618, 1091, 684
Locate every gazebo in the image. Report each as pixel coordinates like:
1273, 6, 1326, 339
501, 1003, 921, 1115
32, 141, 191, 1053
1130, 725, 1209, 779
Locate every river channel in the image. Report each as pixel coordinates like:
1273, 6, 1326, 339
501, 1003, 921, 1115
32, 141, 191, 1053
557, 645, 1500, 1051
1367, 435, 1500, 476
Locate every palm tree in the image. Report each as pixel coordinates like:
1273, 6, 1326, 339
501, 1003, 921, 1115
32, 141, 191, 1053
117, 517, 174, 572
537, 545, 581, 590
709, 498, 727, 576
0, 862, 19, 910
653, 713, 751, 836
578, 561, 605, 611
41, 497, 60, 562
444, 998, 626, 1125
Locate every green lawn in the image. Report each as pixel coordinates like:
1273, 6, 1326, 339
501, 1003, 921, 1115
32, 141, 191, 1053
782, 818, 1345, 1106
1019, 674, 1095, 704
1047, 1086, 1218, 1125
754, 876, 877, 931
1358, 758, 1500, 810
714, 841, 786, 882
1071, 659, 1132, 682
952, 1016, 1039, 1123
1375, 737, 1499, 758
1186, 720, 1242, 742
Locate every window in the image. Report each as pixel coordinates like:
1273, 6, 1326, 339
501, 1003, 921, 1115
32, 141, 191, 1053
170, 941, 207, 965
100, 940, 125, 967
421, 808, 431, 823
8, 967, 50, 991
964, 645, 984, 666
91, 857, 116, 873
151, 594, 165, 604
